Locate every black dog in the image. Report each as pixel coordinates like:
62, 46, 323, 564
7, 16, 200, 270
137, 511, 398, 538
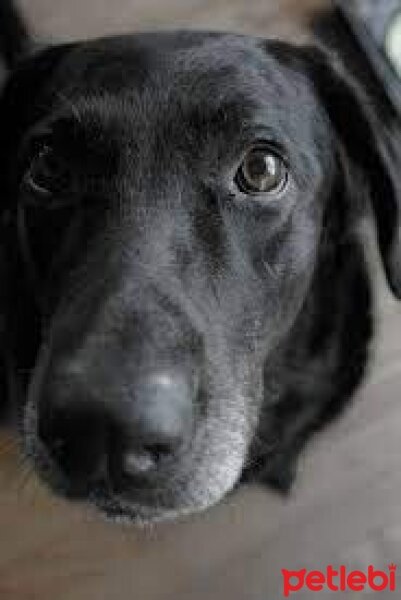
0, 0, 400, 523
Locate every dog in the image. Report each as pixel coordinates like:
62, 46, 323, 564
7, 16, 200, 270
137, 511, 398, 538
0, 0, 400, 523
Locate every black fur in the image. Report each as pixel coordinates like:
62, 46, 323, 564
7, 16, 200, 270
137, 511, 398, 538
0, 0, 30, 69
0, 5, 400, 522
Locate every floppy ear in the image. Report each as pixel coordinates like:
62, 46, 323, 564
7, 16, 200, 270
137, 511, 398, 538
0, 44, 77, 376
302, 45, 401, 298
0, 0, 30, 69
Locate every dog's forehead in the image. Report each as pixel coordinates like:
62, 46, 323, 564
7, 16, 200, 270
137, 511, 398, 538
49, 32, 326, 167
64, 32, 283, 82
57, 33, 319, 119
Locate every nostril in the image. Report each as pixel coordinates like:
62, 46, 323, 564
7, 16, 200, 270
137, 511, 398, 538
38, 403, 107, 488
122, 449, 156, 477
119, 442, 175, 480
143, 442, 174, 460
109, 372, 195, 484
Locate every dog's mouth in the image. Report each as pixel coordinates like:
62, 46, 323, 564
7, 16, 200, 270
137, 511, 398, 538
22, 396, 207, 523
21, 357, 252, 523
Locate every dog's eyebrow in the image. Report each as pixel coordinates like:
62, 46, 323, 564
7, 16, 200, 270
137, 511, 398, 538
170, 87, 262, 145
187, 97, 251, 128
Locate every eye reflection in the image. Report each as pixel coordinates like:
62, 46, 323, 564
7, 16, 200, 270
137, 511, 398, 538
235, 145, 288, 195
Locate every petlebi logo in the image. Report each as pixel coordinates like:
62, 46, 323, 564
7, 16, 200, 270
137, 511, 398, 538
281, 564, 397, 597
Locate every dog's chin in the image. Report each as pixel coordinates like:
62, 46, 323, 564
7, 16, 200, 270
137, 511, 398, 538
21, 435, 209, 525
88, 486, 219, 526
21, 449, 233, 526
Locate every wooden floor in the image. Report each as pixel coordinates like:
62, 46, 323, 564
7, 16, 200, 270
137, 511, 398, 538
1, 1, 401, 598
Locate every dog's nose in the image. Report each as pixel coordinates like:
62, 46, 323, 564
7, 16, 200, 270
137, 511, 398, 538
112, 373, 194, 481
38, 372, 194, 491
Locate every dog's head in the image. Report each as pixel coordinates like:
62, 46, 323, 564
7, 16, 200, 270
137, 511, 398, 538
1, 32, 400, 522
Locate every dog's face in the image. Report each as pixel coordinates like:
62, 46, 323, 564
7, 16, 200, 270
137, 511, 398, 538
1, 32, 399, 522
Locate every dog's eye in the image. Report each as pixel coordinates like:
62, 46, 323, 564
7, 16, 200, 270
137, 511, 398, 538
235, 146, 287, 195
22, 145, 72, 203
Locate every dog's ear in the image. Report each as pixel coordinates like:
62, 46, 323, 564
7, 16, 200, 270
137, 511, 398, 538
303, 45, 401, 298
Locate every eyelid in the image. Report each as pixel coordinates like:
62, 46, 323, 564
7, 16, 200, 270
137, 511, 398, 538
22, 171, 53, 199
17, 129, 55, 183
241, 139, 290, 167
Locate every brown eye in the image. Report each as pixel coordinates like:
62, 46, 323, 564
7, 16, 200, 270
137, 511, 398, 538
22, 145, 72, 204
235, 146, 288, 195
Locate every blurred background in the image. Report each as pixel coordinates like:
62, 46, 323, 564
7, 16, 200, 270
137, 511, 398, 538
1, 1, 401, 599
17, 0, 322, 42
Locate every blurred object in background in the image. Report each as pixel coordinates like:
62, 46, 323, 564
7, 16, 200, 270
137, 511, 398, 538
17, 0, 325, 42
335, 0, 401, 113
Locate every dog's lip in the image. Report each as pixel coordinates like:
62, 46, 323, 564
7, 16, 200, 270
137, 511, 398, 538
23, 395, 195, 519
25, 435, 186, 519
88, 478, 215, 525
24, 425, 186, 499
24, 417, 216, 523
